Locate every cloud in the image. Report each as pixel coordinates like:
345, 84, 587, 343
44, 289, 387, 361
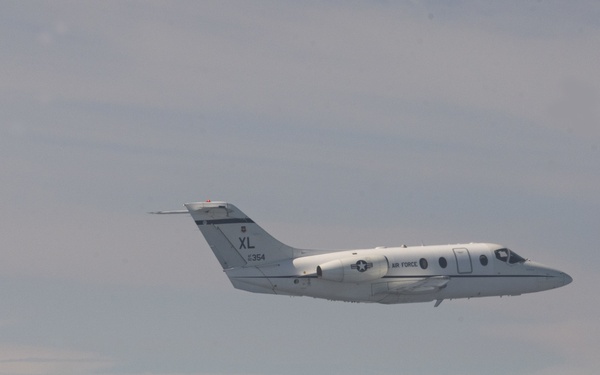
480, 316, 600, 375
4, 2, 599, 137
0, 3, 598, 375
2, 1, 599, 285
0, 345, 113, 375
0, 201, 224, 287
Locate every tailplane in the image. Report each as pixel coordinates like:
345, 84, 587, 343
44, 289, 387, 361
183, 201, 294, 269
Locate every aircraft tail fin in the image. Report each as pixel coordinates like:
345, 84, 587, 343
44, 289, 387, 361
183, 201, 294, 269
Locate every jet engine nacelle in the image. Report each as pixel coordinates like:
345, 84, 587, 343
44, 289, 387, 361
316, 255, 389, 283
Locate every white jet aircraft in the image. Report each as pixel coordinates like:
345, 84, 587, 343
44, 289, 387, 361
154, 200, 572, 306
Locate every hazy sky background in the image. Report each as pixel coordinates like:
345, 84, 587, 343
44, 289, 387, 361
1, 1, 599, 374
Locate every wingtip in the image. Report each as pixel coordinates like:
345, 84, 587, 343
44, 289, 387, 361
149, 210, 189, 214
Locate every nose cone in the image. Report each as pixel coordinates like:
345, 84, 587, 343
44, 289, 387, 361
544, 270, 571, 290
525, 261, 573, 291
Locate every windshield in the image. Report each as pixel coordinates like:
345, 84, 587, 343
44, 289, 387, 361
494, 248, 526, 264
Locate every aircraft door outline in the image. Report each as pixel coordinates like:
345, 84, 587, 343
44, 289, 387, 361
453, 248, 473, 274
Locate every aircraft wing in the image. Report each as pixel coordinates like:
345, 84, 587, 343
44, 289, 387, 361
373, 276, 450, 295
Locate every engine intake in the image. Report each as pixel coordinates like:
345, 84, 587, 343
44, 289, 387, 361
316, 255, 389, 283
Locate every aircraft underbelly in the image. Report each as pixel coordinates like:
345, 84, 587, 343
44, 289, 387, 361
228, 267, 555, 304
437, 275, 541, 299
269, 278, 445, 303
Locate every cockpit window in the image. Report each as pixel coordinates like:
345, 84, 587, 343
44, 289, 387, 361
508, 250, 526, 264
494, 248, 509, 261
494, 248, 526, 264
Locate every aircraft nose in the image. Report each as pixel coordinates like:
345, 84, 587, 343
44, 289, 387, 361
548, 270, 572, 289
527, 262, 572, 290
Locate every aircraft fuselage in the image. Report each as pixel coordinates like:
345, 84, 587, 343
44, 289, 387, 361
226, 243, 571, 304
153, 201, 572, 306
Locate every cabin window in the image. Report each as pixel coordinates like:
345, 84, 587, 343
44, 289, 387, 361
420, 258, 428, 269
439, 257, 447, 268
479, 254, 488, 266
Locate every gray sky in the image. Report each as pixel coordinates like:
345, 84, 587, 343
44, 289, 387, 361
1, 1, 599, 374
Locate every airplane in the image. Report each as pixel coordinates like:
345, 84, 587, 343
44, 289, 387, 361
153, 200, 572, 306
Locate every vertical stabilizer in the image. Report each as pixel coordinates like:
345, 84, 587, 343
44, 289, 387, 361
184, 201, 294, 269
